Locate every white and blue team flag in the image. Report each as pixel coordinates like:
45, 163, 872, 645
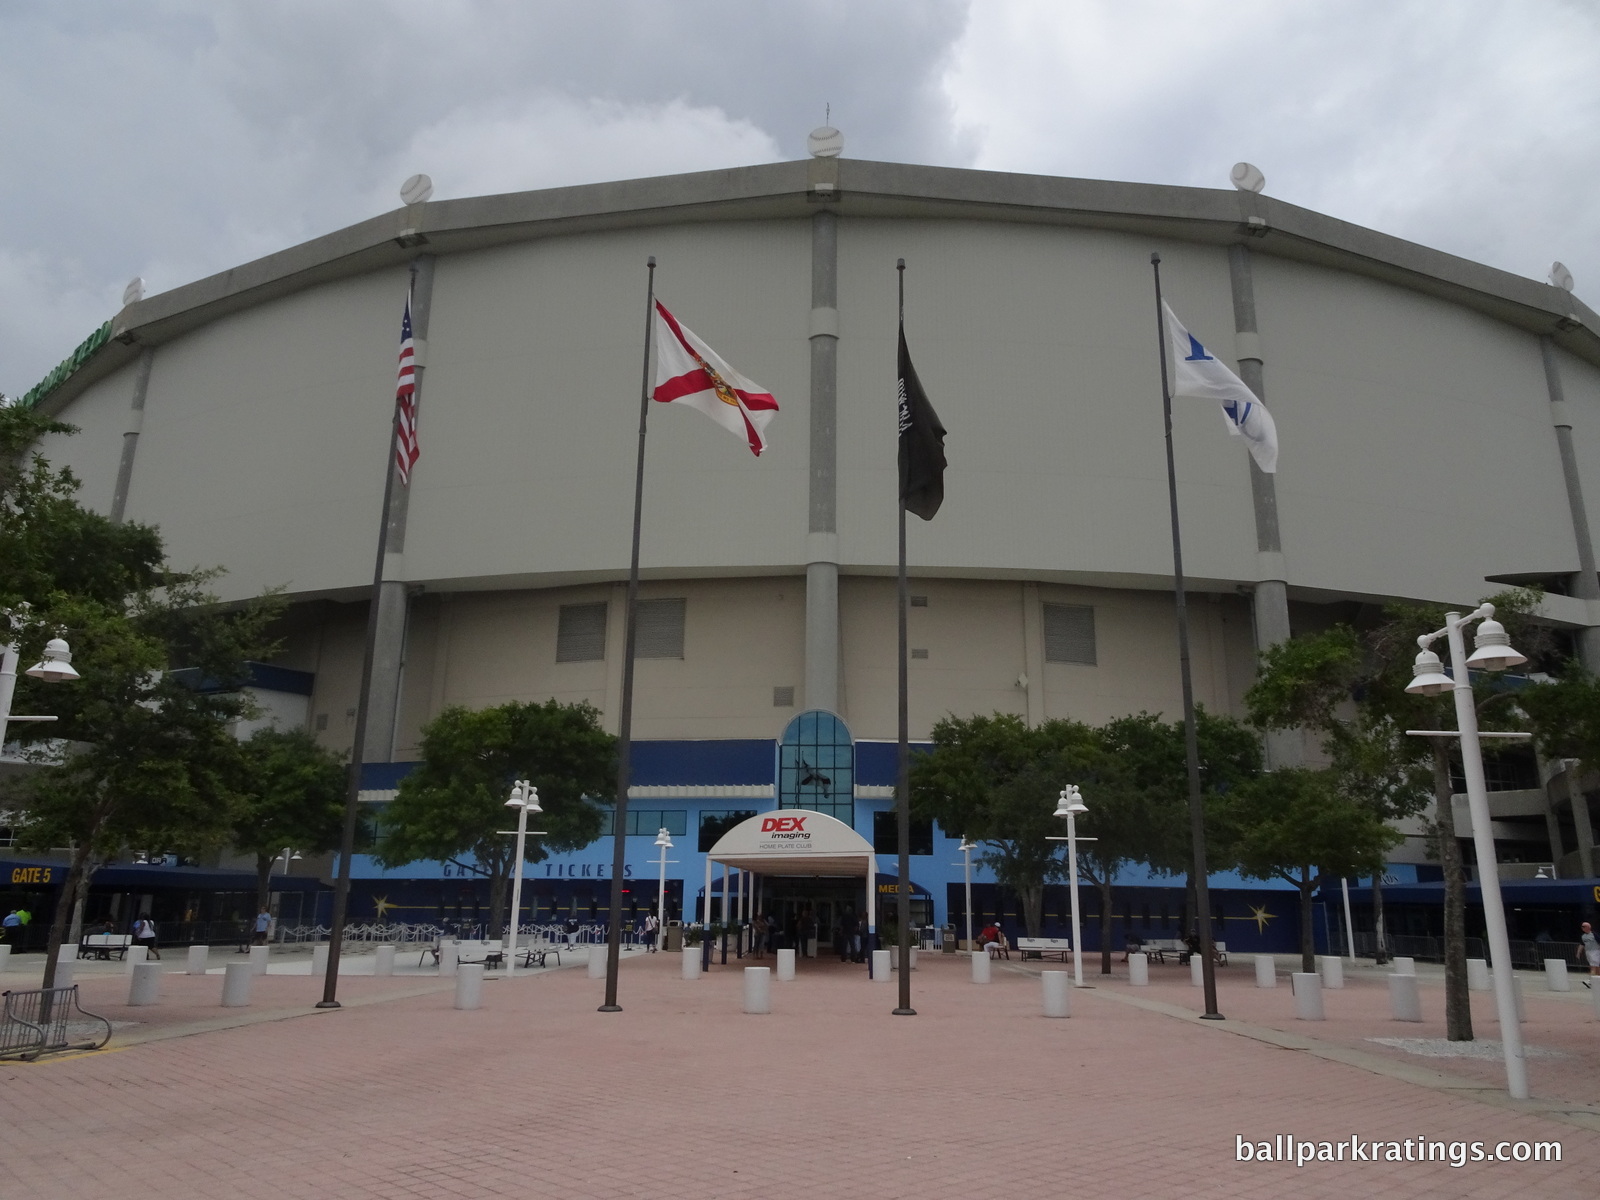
1163, 301, 1278, 474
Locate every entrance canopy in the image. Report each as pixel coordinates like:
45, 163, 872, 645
706, 810, 877, 878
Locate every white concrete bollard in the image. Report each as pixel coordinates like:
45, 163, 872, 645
1466, 958, 1491, 991
743, 967, 771, 1014
871, 949, 891, 981
128, 961, 162, 1006
1128, 952, 1148, 986
185, 945, 209, 975
1291, 972, 1325, 1020
587, 946, 607, 979
454, 963, 484, 1010
1254, 955, 1276, 988
1190, 955, 1204, 987
1318, 955, 1345, 990
889, 947, 920, 971
125, 944, 148, 971
248, 945, 269, 976
1544, 958, 1571, 992
1388, 972, 1422, 1022
439, 940, 458, 977
312, 944, 329, 977
0, 945, 9, 973
971, 951, 992, 984
373, 944, 396, 976
53, 946, 75, 990
682, 945, 702, 980
1392, 956, 1415, 975
221, 961, 252, 1007
775, 948, 795, 982
1042, 970, 1071, 1018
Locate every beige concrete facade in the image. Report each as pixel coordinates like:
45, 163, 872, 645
28, 157, 1600, 761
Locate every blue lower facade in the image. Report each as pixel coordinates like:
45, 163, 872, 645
341, 725, 1340, 953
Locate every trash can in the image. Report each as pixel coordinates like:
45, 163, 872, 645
942, 924, 957, 953
664, 921, 683, 953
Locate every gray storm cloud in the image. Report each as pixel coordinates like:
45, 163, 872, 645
2, 0, 1595, 396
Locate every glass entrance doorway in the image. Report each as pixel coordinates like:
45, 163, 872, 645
762, 877, 865, 960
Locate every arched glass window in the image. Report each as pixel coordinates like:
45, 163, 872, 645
778, 710, 854, 823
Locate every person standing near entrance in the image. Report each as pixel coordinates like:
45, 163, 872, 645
2, 909, 19, 945
1578, 921, 1599, 988
133, 916, 161, 960
253, 907, 272, 946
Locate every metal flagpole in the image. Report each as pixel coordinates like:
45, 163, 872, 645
600, 255, 656, 1012
894, 259, 916, 1016
1149, 252, 1223, 1020
318, 269, 415, 1009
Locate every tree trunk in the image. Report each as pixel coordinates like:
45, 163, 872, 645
255, 852, 274, 917
67, 865, 92, 946
1099, 877, 1114, 975
487, 869, 508, 941
41, 843, 93, 991
1433, 742, 1473, 1041
1372, 875, 1389, 965
1020, 881, 1043, 938
1298, 870, 1316, 975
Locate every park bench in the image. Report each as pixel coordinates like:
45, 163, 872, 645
516, 941, 562, 969
452, 940, 504, 970
1142, 937, 1227, 966
78, 934, 133, 960
1015, 937, 1072, 962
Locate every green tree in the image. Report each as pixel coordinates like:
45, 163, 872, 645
1, 404, 281, 989
229, 727, 347, 914
1096, 710, 1262, 948
1220, 767, 1401, 973
374, 700, 615, 938
910, 714, 1105, 938
1246, 590, 1552, 1036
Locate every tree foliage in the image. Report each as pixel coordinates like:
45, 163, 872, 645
1, 403, 282, 986
229, 727, 347, 911
374, 700, 616, 938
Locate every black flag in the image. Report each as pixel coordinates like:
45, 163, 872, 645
897, 326, 947, 521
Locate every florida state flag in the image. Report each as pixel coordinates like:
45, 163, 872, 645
652, 302, 779, 456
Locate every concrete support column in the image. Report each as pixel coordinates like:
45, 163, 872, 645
363, 254, 437, 762
805, 210, 841, 714
109, 348, 155, 524
1541, 337, 1600, 670
1229, 244, 1298, 768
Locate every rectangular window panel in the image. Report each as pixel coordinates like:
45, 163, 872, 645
624, 809, 688, 837
556, 602, 608, 662
635, 598, 686, 659
699, 809, 757, 853
872, 810, 933, 856
1043, 603, 1096, 665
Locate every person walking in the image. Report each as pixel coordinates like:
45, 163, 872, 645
642, 911, 660, 952
2, 909, 19, 946
133, 915, 161, 961
1577, 920, 1599, 988
253, 907, 272, 946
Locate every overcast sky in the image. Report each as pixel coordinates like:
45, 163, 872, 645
3, 0, 1597, 397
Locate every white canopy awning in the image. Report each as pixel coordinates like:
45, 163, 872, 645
706, 810, 878, 878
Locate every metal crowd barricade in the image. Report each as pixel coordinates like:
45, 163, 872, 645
1, 986, 112, 1061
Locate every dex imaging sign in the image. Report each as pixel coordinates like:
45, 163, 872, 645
759, 815, 814, 848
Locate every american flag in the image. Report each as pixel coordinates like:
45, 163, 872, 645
394, 290, 420, 484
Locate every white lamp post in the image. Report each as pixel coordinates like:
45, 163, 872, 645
955, 837, 977, 954
653, 828, 676, 951
0, 613, 77, 752
1052, 786, 1089, 987
503, 780, 541, 975
276, 848, 303, 876
1404, 602, 1531, 1100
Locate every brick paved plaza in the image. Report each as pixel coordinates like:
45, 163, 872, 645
3, 947, 1597, 1199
